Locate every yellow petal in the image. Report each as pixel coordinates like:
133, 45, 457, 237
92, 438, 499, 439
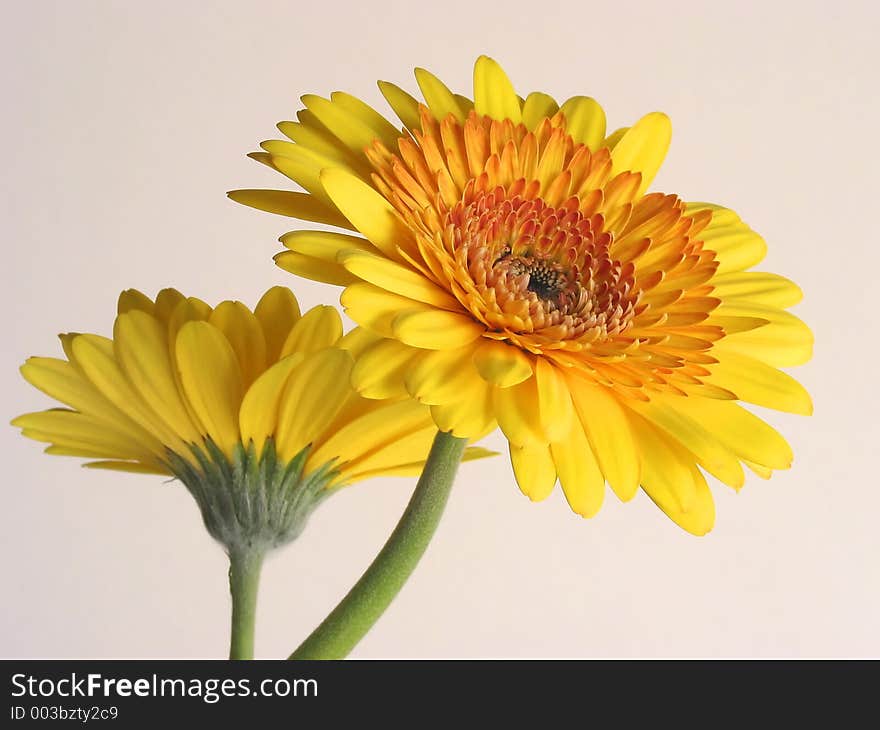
338, 424, 435, 482
227, 189, 355, 230
117, 289, 155, 316
276, 118, 367, 173
208, 301, 267, 389
328, 91, 403, 151
404, 346, 482, 405
429, 379, 497, 440
350, 337, 414, 399
603, 127, 628, 150
238, 354, 304, 453
706, 349, 812, 415
264, 141, 343, 208
494, 375, 543, 446
473, 339, 533, 388
521, 92, 559, 130
281, 229, 373, 261
175, 321, 243, 458
275, 348, 354, 462
392, 308, 485, 349
510, 443, 556, 501
319, 168, 415, 261
154, 289, 186, 325
254, 286, 301, 364
666, 398, 793, 470
338, 249, 461, 309
534, 359, 575, 443
550, 420, 605, 517
167, 297, 213, 347
710, 271, 803, 308
275, 250, 356, 287
628, 395, 745, 489
473, 55, 521, 123
280, 305, 342, 358
566, 376, 640, 502
335, 326, 380, 359
113, 311, 202, 445
715, 307, 813, 367
744, 460, 773, 479
645, 461, 716, 537
310, 397, 428, 468
300, 94, 382, 156
610, 112, 672, 195
559, 96, 606, 149
83, 460, 169, 475
70, 334, 189, 456
378, 80, 422, 131
346, 445, 497, 483
13, 410, 155, 462
629, 415, 696, 512
341, 282, 416, 337
414, 67, 464, 122
701, 220, 767, 275
19, 357, 157, 448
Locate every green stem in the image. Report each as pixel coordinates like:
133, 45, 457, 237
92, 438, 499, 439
290, 430, 467, 660
228, 547, 264, 660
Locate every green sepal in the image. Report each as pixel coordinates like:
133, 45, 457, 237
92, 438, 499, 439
166, 438, 340, 555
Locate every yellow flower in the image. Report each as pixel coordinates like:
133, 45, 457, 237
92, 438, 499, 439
231, 56, 813, 535
13, 286, 490, 548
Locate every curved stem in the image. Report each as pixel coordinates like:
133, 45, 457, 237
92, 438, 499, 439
228, 547, 264, 659
290, 430, 467, 660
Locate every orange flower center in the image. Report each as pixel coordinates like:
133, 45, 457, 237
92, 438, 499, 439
447, 186, 639, 344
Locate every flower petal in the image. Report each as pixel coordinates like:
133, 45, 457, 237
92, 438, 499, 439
551, 420, 605, 517
310, 397, 428, 468
667, 398, 793, 470
275, 348, 353, 462
238, 354, 303, 453
559, 96, 606, 150
280, 305, 342, 358
378, 80, 422, 131
610, 112, 672, 195
114, 311, 202, 445
628, 395, 745, 489
473, 55, 521, 123
175, 321, 244, 458
521, 92, 558, 130
706, 349, 812, 415
414, 67, 464, 122
510, 443, 556, 501
338, 249, 462, 309
227, 189, 355, 230
319, 168, 417, 261
209, 301, 267, 389
472, 339, 533, 387
566, 375, 641, 503
254, 286, 301, 363
534, 358, 575, 443
494, 375, 544, 446
391, 309, 485, 349
710, 271, 803, 308
350, 337, 415, 399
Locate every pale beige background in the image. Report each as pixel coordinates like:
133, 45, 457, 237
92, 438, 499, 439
2, 0, 877, 658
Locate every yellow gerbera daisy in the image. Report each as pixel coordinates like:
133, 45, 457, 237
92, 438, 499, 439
231, 56, 813, 536
14, 285, 488, 538
13, 285, 490, 657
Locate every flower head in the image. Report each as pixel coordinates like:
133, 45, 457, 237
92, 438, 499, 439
14, 286, 490, 550
231, 57, 813, 535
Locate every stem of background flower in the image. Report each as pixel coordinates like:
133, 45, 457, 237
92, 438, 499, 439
290, 430, 467, 660
228, 547, 265, 660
